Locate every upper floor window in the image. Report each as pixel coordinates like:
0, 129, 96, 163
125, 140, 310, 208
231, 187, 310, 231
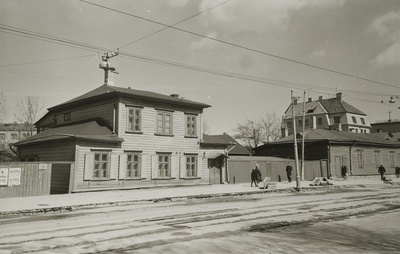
334, 116, 341, 124
0, 133, 5, 139
157, 111, 173, 135
185, 114, 197, 137
352, 116, 357, 124
317, 117, 323, 125
127, 107, 142, 132
64, 113, 71, 122
360, 118, 365, 125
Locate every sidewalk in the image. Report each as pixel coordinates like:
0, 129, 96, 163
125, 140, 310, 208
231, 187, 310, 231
1, 176, 399, 216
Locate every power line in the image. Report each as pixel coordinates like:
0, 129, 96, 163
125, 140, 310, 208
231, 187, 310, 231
80, 0, 398, 89
0, 54, 95, 67
118, 0, 232, 49
0, 24, 396, 103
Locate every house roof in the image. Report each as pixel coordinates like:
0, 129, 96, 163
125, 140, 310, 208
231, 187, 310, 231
49, 84, 211, 111
284, 95, 366, 118
14, 121, 123, 146
202, 134, 251, 155
255, 129, 400, 150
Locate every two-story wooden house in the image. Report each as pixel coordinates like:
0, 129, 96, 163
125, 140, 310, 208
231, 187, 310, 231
14, 84, 211, 192
281, 92, 371, 137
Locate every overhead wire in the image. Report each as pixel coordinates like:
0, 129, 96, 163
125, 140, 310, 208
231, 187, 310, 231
0, 23, 395, 105
80, 0, 398, 89
0, 54, 96, 67
118, 0, 232, 49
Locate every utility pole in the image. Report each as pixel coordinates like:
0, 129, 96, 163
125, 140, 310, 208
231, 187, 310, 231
301, 91, 306, 181
99, 49, 119, 85
291, 89, 301, 190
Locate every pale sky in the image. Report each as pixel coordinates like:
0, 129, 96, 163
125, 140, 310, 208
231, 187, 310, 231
1, 0, 400, 135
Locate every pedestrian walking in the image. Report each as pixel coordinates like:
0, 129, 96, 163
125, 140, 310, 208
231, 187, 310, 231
254, 164, 262, 186
395, 166, 400, 178
285, 162, 293, 183
378, 164, 386, 180
341, 164, 347, 180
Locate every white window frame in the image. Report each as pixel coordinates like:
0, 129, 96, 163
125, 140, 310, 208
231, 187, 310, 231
185, 114, 197, 137
357, 149, 364, 168
127, 107, 142, 133
156, 111, 173, 135
158, 153, 171, 178
126, 152, 141, 178
185, 155, 197, 177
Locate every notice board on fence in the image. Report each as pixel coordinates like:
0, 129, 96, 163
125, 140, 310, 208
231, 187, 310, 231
8, 168, 21, 186
0, 168, 8, 186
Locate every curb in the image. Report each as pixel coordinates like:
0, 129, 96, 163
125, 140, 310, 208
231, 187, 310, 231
1, 183, 399, 217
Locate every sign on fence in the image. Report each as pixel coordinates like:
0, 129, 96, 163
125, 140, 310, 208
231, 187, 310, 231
0, 168, 9, 186
8, 168, 21, 186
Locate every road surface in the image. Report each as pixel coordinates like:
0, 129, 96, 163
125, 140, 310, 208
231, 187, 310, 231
0, 186, 399, 253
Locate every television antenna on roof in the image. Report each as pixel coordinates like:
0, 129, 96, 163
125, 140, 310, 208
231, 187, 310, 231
99, 49, 119, 85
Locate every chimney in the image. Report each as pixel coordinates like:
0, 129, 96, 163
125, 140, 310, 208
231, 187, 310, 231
170, 94, 179, 98
319, 96, 323, 101
308, 97, 312, 102
336, 92, 342, 101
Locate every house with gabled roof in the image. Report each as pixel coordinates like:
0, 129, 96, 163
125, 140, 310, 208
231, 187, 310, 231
282, 92, 371, 137
254, 129, 400, 179
14, 84, 212, 192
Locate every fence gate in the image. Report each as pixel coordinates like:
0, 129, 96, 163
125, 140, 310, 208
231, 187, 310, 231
50, 163, 73, 194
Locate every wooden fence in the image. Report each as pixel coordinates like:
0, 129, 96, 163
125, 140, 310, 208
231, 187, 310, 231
227, 156, 326, 184
0, 162, 74, 198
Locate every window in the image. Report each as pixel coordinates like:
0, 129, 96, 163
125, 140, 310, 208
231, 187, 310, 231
11, 133, 18, 139
357, 149, 364, 168
360, 118, 365, 125
352, 116, 357, 124
185, 114, 197, 137
305, 119, 309, 127
186, 155, 197, 177
158, 154, 171, 178
317, 118, 322, 125
64, 113, 71, 122
298, 119, 302, 126
390, 151, 396, 168
334, 116, 341, 124
127, 107, 142, 132
374, 150, 381, 166
126, 153, 141, 178
157, 111, 173, 135
93, 152, 109, 179
287, 121, 293, 128
0, 134, 5, 139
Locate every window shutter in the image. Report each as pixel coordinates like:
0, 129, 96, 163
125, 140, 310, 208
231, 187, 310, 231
180, 156, 186, 179
110, 153, 119, 180
197, 156, 202, 178
84, 153, 94, 180
119, 153, 127, 180
151, 155, 158, 179
141, 154, 147, 179
171, 156, 177, 179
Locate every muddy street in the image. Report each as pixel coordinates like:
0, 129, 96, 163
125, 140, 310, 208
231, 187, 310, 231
0, 186, 399, 253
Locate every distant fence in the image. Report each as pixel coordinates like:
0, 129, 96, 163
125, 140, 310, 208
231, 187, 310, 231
0, 162, 74, 198
227, 156, 326, 184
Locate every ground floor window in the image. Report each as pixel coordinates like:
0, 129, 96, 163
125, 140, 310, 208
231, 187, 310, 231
357, 149, 364, 168
158, 154, 171, 178
93, 152, 109, 179
126, 153, 141, 178
186, 155, 197, 177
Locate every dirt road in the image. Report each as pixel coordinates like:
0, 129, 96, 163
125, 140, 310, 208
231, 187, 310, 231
0, 186, 399, 253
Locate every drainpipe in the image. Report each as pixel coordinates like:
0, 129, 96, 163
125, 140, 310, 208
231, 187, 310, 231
112, 104, 116, 134
349, 140, 357, 176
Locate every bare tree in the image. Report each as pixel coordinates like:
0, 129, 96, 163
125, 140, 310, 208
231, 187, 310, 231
0, 90, 7, 123
202, 120, 210, 134
14, 95, 45, 135
234, 113, 282, 149
261, 113, 282, 143
233, 119, 264, 149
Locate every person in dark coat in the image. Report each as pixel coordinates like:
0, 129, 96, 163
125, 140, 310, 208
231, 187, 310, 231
395, 166, 400, 178
378, 164, 386, 180
250, 169, 256, 187
254, 164, 262, 186
341, 164, 347, 180
285, 162, 293, 182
